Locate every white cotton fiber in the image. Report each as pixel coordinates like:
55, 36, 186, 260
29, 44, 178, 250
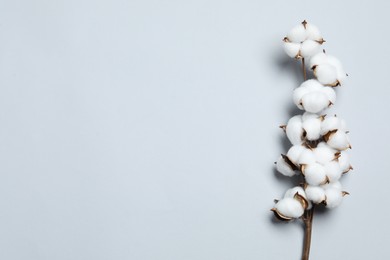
320, 86, 336, 105
327, 56, 347, 84
284, 42, 301, 58
309, 52, 327, 68
274, 197, 305, 218
324, 161, 342, 182
314, 64, 338, 86
302, 117, 322, 140
287, 24, 307, 43
305, 23, 322, 41
287, 145, 305, 165
303, 162, 327, 186
320, 115, 341, 135
324, 188, 343, 208
314, 142, 337, 165
302, 112, 318, 121
326, 130, 350, 150
338, 151, 351, 173
300, 40, 322, 58
286, 115, 304, 145
321, 181, 342, 191
298, 148, 316, 165
301, 92, 330, 113
284, 186, 306, 199
276, 155, 296, 177
305, 185, 326, 204
293, 86, 310, 109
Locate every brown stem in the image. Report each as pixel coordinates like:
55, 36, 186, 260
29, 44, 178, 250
302, 206, 315, 260
302, 58, 307, 81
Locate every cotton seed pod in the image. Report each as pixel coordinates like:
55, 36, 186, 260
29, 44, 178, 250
302, 112, 319, 121
305, 23, 322, 41
309, 52, 327, 68
283, 42, 301, 58
305, 185, 326, 204
286, 145, 306, 166
313, 142, 338, 165
324, 187, 344, 208
314, 64, 338, 86
337, 151, 352, 173
276, 155, 297, 177
272, 197, 305, 220
286, 23, 307, 43
310, 52, 347, 86
286, 115, 304, 145
283, 21, 324, 59
321, 115, 343, 135
324, 161, 343, 182
301, 92, 331, 113
284, 187, 311, 209
298, 148, 316, 165
302, 116, 322, 141
302, 162, 327, 186
327, 56, 347, 85
320, 86, 336, 105
293, 79, 323, 109
321, 181, 342, 190
325, 130, 351, 150
300, 40, 322, 58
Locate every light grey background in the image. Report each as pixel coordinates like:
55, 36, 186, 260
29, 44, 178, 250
0, 0, 388, 259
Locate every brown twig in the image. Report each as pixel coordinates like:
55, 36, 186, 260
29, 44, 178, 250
302, 206, 315, 260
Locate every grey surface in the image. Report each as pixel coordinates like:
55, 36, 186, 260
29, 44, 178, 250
0, 0, 388, 259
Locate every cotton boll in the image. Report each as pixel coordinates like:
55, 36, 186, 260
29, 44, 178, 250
324, 188, 343, 208
298, 148, 316, 165
287, 145, 306, 166
322, 181, 342, 190
327, 56, 347, 84
314, 64, 338, 86
276, 155, 296, 177
305, 185, 326, 204
324, 161, 342, 182
314, 142, 337, 165
303, 79, 323, 91
302, 117, 322, 141
310, 52, 327, 68
284, 186, 306, 199
274, 197, 305, 219
284, 42, 301, 58
300, 40, 322, 58
301, 92, 330, 113
305, 23, 322, 41
302, 162, 327, 185
320, 87, 336, 105
326, 130, 350, 150
287, 24, 307, 43
338, 151, 351, 173
321, 115, 341, 135
286, 115, 304, 145
302, 112, 319, 121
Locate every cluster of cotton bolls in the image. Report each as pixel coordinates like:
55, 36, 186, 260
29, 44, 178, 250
272, 21, 351, 221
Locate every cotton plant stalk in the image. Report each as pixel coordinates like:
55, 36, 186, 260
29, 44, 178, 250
271, 20, 352, 260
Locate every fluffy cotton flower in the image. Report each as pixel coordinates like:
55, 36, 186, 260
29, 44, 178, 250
285, 115, 304, 145
310, 52, 347, 86
302, 162, 327, 185
276, 155, 297, 177
286, 145, 306, 166
298, 148, 316, 165
293, 79, 335, 113
337, 151, 352, 173
324, 161, 343, 182
313, 142, 337, 165
324, 187, 344, 208
320, 115, 347, 135
302, 116, 322, 141
272, 197, 305, 220
305, 185, 326, 204
325, 130, 351, 150
283, 20, 325, 59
